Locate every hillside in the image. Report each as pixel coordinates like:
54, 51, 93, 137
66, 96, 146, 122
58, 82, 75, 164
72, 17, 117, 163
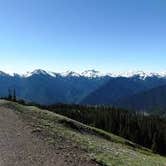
81, 76, 166, 105
0, 100, 166, 166
115, 84, 166, 113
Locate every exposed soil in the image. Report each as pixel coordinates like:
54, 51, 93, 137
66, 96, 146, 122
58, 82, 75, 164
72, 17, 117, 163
0, 106, 99, 166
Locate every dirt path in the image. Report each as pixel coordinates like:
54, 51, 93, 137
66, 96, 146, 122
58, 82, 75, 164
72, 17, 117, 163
0, 106, 98, 166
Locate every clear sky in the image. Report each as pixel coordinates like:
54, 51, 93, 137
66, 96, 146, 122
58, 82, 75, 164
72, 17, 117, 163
0, 0, 166, 73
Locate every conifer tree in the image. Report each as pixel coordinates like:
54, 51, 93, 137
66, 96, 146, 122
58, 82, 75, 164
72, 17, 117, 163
8, 88, 12, 100
13, 88, 16, 102
151, 132, 158, 153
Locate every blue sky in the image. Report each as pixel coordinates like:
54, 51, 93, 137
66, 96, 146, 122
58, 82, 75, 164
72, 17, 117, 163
0, 0, 166, 73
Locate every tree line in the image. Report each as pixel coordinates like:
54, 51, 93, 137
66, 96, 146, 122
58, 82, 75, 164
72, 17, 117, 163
1, 88, 17, 102
42, 104, 166, 155
2, 90, 166, 155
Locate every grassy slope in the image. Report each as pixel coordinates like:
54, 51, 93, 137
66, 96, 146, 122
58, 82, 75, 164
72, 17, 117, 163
2, 100, 166, 166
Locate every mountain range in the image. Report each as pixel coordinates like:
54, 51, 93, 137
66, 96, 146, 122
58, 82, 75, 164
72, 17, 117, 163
1, 69, 166, 112
0, 69, 110, 104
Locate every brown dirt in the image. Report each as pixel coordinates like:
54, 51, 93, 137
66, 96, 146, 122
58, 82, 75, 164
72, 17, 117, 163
0, 106, 99, 166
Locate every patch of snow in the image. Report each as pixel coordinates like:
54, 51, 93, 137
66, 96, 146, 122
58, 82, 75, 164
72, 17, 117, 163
22, 69, 58, 78
1, 69, 166, 80
81, 70, 105, 78
107, 71, 162, 79
0, 71, 10, 77
60, 71, 81, 77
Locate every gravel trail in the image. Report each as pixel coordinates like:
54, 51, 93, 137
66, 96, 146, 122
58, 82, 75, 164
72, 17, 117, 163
0, 106, 98, 166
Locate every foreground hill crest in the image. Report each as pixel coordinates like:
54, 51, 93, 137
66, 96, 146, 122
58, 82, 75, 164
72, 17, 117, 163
0, 100, 166, 166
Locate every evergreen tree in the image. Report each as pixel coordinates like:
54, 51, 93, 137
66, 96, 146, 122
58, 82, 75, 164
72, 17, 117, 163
13, 88, 16, 102
151, 132, 158, 153
29, 103, 166, 155
8, 89, 12, 100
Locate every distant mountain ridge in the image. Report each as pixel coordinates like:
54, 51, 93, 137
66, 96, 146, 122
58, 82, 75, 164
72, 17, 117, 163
4, 69, 166, 79
5, 69, 107, 78
81, 74, 166, 111
1, 69, 166, 108
0, 69, 110, 104
115, 84, 166, 113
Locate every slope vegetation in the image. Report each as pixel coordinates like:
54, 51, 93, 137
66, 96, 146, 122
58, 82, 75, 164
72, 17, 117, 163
116, 84, 166, 112
0, 100, 166, 166
81, 76, 166, 105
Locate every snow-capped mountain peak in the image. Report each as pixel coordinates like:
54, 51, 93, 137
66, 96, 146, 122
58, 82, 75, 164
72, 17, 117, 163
1, 69, 166, 79
23, 69, 57, 78
81, 70, 105, 78
107, 71, 162, 79
32, 69, 48, 75
0, 71, 10, 77
60, 71, 81, 77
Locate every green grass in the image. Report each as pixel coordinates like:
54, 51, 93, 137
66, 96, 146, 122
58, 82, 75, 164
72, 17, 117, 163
2, 100, 166, 166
